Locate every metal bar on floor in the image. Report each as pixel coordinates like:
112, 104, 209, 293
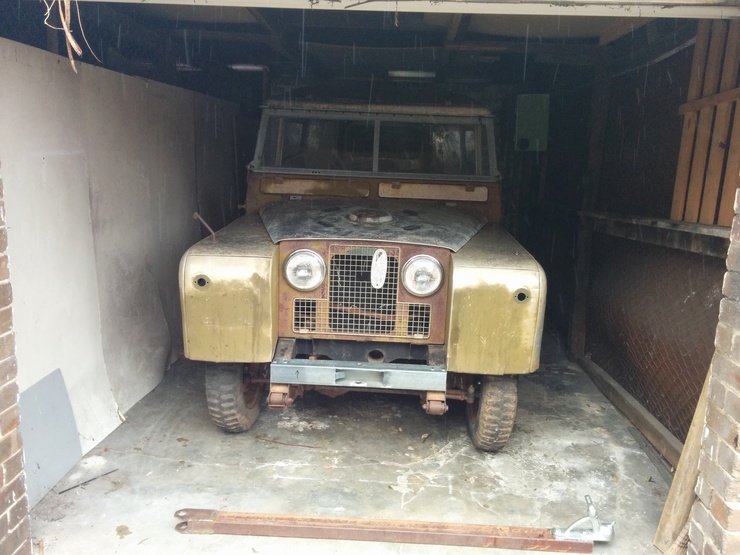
174, 508, 593, 553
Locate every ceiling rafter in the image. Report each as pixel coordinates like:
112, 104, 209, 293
249, 8, 297, 62
73, 0, 740, 21
440, 14, 465, 68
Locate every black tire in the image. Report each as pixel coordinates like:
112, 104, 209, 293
205, 364, 262, 433
466, 375, 518, 452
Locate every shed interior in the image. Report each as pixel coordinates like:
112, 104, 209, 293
0, 1, 738, 554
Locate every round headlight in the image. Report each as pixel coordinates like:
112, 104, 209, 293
402, 255, 443, 297
284, 249, 326, 292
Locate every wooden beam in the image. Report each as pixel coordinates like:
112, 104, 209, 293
606, 21, 695, 77
583, 212, 730, 239
248, 8, 296, 62
684, 21, 729, 223
444, 13, 463, 44
717, 100, 740, 226
598, 17, 653, 46
699, 20, 740, 224
72, 0, 740, 20
448, 41, 597, 56
678, 86, 740, 115
578, 356, 683, 469
568, 218, 593, 358
175, 508, 595, 552
166, 28, 279, 45
584, 211, 730, 258
568, 66, 610, 356
653, 372, 710, 552
671, 20, 712, 221
440, 13, 463, 67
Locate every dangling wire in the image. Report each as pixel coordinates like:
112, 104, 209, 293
42, 0, 100, 73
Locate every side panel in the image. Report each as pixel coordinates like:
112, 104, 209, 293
446, 226, 546, 375
180, 250, 278, 363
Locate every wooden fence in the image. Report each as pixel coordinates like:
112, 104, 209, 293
671, 19, 740, 227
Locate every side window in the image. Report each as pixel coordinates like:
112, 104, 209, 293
263, 117, 307, 167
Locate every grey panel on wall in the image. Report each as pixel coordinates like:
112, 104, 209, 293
19, 369, 82, 507
515, 94, 550, 152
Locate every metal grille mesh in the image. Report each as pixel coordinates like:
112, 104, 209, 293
330, 246, 399, 333
292, 244, 431, 338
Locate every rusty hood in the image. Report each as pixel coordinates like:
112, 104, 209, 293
260, 200, 486, 252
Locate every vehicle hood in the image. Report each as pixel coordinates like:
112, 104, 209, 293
260, 200, 486, 252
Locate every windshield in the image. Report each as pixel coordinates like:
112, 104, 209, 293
259, 112, 494, 178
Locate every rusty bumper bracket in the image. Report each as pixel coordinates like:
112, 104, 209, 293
174, 508, 593, 553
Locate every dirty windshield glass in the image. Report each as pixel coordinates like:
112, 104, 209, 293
378, 122, 488, 176
261, 114, 489, 177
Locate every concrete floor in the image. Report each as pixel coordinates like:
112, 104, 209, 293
30, 335, 670, 554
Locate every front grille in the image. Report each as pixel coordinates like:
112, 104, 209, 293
330, 247, 399, 333
292, 244, 432, 339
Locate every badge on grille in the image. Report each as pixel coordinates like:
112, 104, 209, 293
371, 249, 388, 289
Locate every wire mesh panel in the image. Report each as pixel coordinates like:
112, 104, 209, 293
586, 235, 724, 442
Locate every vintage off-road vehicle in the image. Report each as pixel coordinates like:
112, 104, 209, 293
179, 98, 546, 451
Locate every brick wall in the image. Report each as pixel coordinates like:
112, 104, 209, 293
0, 175, 31, 555
689, 188, 740, 555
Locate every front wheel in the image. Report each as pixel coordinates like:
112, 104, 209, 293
205, 364, 263, 433
466, 375, 518, 452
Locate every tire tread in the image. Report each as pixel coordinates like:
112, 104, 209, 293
205, 364, 261, 433
467, 376, 518, 452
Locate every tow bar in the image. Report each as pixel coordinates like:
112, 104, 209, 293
174, 498, 614, 553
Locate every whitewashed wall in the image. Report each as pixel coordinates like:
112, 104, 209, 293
0, 38, 238, 505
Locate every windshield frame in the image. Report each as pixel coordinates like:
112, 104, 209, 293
252, 107, 500, 182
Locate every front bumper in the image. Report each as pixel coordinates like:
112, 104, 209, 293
270, 358, 447, 391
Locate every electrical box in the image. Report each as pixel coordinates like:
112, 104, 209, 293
515, 94, 549, 151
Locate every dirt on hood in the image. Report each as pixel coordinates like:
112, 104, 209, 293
260, 200, 486, 252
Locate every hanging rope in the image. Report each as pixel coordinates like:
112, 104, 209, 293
42, 0, 100, 73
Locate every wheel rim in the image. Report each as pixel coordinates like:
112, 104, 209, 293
242, 381, 262, 410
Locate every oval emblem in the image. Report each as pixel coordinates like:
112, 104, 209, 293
371, 249, 388, 289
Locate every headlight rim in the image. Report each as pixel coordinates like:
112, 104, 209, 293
401, 254, 444, 297
284, 248, 326, 292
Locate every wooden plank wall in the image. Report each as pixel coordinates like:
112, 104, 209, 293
671, 20, 740, 227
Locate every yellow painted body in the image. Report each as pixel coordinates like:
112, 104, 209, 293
180, 217, 545, 375
447, 225, 546, 375
180, 217, 279, 363
180, 102, 545, 372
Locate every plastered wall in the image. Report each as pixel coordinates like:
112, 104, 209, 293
0, 38, 238, 505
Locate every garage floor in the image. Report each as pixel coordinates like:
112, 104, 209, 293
30, 334, 670, 554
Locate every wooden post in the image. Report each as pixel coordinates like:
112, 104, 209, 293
653, 372, 710, 552
717, 20, 740, 226
671, 21, 712, 221
568, 64, 610, 356
717, 104, 740, 226
684, 21, 728, 222
699, 21, 740, 224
